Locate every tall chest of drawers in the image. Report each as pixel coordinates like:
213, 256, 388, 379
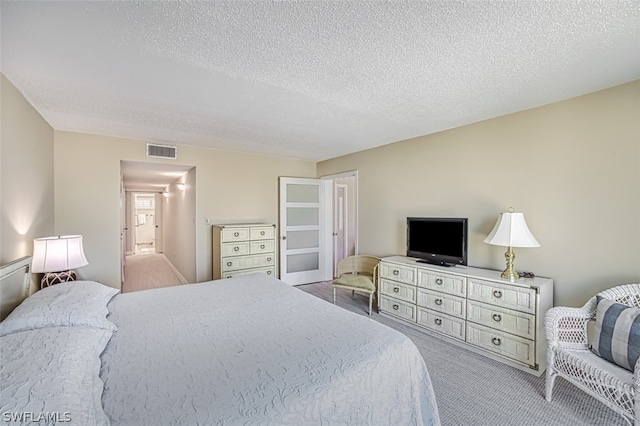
378, 256, 553, 376
212, 224, 277, 280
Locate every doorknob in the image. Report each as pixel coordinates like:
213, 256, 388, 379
282, 236, 287, 240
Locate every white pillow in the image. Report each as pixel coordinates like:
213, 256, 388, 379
0, 326, 112, 425
0, 281, 119, 337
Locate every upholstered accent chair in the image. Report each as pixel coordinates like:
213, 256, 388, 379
545, 284, 640, 426
332, 255, 379, 315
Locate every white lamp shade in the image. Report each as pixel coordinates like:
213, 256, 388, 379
31, 235, 89, 273
483, 212, 540, 248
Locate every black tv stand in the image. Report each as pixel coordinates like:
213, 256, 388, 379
416, 259, 456, 267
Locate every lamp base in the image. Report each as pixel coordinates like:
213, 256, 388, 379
501, 246, 520, 281
41, 270, 78, 288
500, 269, 520, 281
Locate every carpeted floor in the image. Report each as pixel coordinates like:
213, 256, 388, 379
297, 280, 626, 426
123, 253, 185, 293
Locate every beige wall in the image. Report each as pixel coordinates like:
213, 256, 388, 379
54, 131, 316, 288
4, 69, 638, 307
0, 74, 54, 291
318, 81, 640, 307
162, 169, 197, 282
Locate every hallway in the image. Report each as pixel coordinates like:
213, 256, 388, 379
123, 253, 186, 293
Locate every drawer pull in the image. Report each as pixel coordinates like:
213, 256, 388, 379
233, 232, 240, 237
226, 261, 232, 267
492, 313, 502, 322
267, 257, 272, 262
260, 230, 265, 235
434, 318, 442, 326
493, 290, 503, 299
267, 270, 272, 275
492, 337, 502, 346
233, 246, 240, 252
260, 244, 265, 249
392, 304, 399, 310
435, 298, 443, 306
393, 287, 400, 293
435, 278, 443, 285
393, 269, 399, 276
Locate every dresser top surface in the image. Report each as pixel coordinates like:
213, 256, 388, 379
380, 256, 553, 289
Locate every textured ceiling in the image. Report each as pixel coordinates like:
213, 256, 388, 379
1, 1, 639, 162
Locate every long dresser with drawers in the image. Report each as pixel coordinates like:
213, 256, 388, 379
378, 255, 553, 376
212, 224, 277, 280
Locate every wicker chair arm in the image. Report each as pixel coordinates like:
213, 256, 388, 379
545, 299, 596, 350
635, 357, 640, 389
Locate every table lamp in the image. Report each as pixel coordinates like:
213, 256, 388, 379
483, 209, 540, 281
31, 235, 89, 287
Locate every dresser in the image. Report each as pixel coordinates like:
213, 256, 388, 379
212, 224, 277, 280
378, 256, 553, 376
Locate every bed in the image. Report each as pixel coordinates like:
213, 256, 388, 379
0, 257, 440, 425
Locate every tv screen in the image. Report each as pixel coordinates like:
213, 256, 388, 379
406, 217, 468, 266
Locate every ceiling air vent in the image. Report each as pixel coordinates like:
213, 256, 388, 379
146, 143, 177, 160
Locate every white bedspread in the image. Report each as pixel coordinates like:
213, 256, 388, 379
100, 274, 440, 425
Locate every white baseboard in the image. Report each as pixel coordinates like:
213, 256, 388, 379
161, 255, 189, 285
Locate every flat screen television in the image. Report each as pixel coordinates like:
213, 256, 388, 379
406, 217, 468, 266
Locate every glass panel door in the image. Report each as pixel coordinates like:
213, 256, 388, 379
279, 177, 327, 285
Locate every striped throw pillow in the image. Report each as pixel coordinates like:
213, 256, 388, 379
591, 296, 640, 371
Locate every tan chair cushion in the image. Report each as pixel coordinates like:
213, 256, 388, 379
332, 275, 375, 291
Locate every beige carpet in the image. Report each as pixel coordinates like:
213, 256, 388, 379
122, 253, 185, 293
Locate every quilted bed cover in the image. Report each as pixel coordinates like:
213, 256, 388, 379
100, 274, 440, 425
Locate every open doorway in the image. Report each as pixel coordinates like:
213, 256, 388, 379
132, 193, 161, 254
120, 160, 196, 290
321, 171, 358, 276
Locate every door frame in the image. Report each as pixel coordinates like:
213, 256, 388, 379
120, 176, 126, 285
321, 170, 359, 275
125, 191, 134, 256
154, 193, 164, 253
334, 183, 348, 269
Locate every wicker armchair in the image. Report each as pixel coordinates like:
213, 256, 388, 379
545, 284, 640, 425
332, 255, 379, 315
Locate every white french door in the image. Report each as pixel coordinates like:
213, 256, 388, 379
279, 177, 331, 285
